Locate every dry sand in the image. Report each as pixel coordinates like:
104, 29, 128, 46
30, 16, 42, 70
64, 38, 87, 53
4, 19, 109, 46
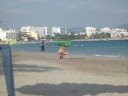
0, 51, 128, 96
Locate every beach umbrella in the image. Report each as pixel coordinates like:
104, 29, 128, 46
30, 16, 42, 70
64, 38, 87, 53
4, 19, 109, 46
56, 34, 71, 47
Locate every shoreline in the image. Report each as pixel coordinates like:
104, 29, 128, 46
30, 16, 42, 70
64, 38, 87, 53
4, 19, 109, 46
16, 38, 128, 44
12, 39, 128, 59
11, 50, 128, 59
72, 38, 128, 41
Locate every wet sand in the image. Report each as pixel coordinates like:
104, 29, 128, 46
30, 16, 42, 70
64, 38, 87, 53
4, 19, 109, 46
0, 51, 128, 96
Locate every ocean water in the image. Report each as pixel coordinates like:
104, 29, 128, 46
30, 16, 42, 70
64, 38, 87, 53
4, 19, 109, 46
11, 40, 128, 58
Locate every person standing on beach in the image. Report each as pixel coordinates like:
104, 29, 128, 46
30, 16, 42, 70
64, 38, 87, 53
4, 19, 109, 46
40, 40, 45, 52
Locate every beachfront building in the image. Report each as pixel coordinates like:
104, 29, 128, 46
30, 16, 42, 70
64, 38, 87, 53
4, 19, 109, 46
99, 27, 128, 39
51, 26, 67, 36
100, 27, 112, 33
0, 28, 6, 41
86, 27, 96, 37
111, 28, 128, 38
0, 28, 18, 41
21, 26, 67, 37
21, 29, 38, 41
21, 26, 47, 38
60, 27, 67, 35
47, 27, 52, 36
52, 26, 60, 36
4, 29, 18, 39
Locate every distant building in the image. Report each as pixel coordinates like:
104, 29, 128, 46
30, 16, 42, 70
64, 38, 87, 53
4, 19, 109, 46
21, 26, 31, 32
42, 27, 47, 37
47, 27, 52, 36
4, 29, 18, 39
60, 27, 67, 35
0, 28, 6, 40
111, 28, 128, 38
21, 26, 67, 38
21, 26, 47, 38
27, 31, 39, 40
100, 27, 111, 33
51, 26, 66, 36
0, 28, 18, 41
86, 27, 96, 37
52, 26, 61, 36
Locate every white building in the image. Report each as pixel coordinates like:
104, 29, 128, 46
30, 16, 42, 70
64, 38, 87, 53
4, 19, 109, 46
114, 28, 127, 32
21, 26, 31, 32
51, 26, 66, 36
100, 27, 111, 33
0, 28, 18, 41
4, 29, 18, 39
0, 28, 6, 40
86, 27, 96, 37
47, 27, 52, 36
21, 26, 48, 37
60, 27, 67, 35
111, 28, 128, 38
52, 26, 61, 36
21, 26, 67, 37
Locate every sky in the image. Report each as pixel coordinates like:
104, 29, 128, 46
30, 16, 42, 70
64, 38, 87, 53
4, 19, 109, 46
0, 0, 128, 29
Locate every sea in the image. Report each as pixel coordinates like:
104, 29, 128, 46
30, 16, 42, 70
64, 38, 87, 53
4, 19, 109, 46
11, 40, 128, 58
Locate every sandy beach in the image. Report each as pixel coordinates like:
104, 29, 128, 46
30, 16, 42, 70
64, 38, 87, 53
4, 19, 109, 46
0, 51, 128, 96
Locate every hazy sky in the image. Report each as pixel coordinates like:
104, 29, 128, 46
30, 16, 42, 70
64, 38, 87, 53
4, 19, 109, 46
0, 0, 128, 28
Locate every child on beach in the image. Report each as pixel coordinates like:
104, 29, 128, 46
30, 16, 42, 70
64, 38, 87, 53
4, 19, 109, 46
58, 46, 69, 59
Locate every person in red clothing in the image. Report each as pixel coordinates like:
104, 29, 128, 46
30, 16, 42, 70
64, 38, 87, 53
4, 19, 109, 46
58, 46, 69, 59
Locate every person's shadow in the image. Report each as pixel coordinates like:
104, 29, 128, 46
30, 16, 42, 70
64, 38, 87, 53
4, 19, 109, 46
16, 83, 128, 96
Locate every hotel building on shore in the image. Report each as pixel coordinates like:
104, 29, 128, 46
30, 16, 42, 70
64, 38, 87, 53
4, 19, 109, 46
85, 26, 128, 39
21, 26, 67, 39
0, 28, 18, 41
1, 26, 127, 42
21, 26, 46, 40
0, 28, 6, 40
85, 27, 96, 37
100, 27, 128, 38
51, 26, 66, 36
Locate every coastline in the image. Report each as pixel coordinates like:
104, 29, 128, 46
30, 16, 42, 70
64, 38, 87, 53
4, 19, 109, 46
0, 51, 128, 96
12, 39, 128, 59
72, 38, 128, 42
16, 38, 128, 44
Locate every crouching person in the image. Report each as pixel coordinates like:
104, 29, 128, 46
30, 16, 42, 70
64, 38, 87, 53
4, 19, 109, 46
58, 46, 69, 59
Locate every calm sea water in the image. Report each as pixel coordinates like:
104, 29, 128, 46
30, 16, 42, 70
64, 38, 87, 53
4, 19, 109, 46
11, 40, 128, 58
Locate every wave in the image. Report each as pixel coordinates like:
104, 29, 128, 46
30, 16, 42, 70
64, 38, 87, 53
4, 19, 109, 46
94, 54, 121, 58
